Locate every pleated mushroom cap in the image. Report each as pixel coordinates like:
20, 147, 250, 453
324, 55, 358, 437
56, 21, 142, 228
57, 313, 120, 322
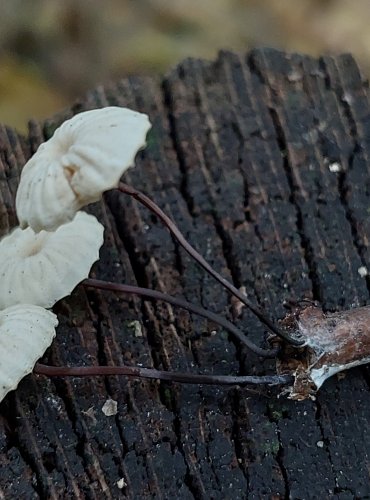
0, 304, 58, 402
0, 212, 104, 309
16, 107, 151, 232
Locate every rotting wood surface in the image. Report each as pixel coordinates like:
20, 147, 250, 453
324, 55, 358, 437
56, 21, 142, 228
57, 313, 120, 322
0, 48, 370, 499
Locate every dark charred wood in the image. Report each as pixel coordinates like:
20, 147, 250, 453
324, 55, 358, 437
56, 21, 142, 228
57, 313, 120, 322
1, 48, 370, 498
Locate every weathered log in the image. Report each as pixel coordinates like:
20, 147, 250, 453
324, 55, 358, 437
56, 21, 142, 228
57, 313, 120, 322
1, 48, 370, 498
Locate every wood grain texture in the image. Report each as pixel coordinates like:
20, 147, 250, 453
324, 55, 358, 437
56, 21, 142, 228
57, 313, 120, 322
0, 48, 369, 499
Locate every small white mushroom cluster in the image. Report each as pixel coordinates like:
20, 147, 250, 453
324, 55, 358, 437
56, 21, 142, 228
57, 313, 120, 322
0, 107, 151, 402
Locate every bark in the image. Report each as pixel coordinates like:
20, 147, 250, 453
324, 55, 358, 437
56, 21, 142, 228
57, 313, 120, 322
0, 48, 370, 499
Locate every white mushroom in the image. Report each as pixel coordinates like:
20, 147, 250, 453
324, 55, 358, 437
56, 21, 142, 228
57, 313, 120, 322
16, 107, 151, 232
0, 211, 104, 309
0, 304, 58, 402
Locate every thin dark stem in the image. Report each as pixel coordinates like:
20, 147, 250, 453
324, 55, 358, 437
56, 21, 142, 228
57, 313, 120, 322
84, 278, 278, 358
118, 183, 302, 346
34, 363, 293, 387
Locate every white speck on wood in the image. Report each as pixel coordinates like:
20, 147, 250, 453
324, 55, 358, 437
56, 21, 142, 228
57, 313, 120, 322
329, 162, 341, 172
128, 319, 143, 337
358, 266, 368, 277
117, 478, 127, 489
102, 399, 118, 416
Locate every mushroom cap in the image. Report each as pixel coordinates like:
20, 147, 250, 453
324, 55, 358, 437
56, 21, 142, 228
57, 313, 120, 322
0, 304, 58, 402
16, 106, 151, 232
0, 211, 104, 309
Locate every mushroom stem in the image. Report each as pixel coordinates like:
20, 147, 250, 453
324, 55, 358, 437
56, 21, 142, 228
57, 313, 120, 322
84, 278, 278, 358
34, 363, 293, 387
118, 183, 302, 346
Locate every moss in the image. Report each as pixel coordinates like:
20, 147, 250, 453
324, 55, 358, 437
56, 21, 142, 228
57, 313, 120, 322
267, 402, 290, 421
262, 438, 280, 456
145, 128, 157, 151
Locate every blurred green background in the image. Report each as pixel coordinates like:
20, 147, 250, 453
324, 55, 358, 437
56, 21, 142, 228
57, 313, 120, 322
1, 0, 369, 132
